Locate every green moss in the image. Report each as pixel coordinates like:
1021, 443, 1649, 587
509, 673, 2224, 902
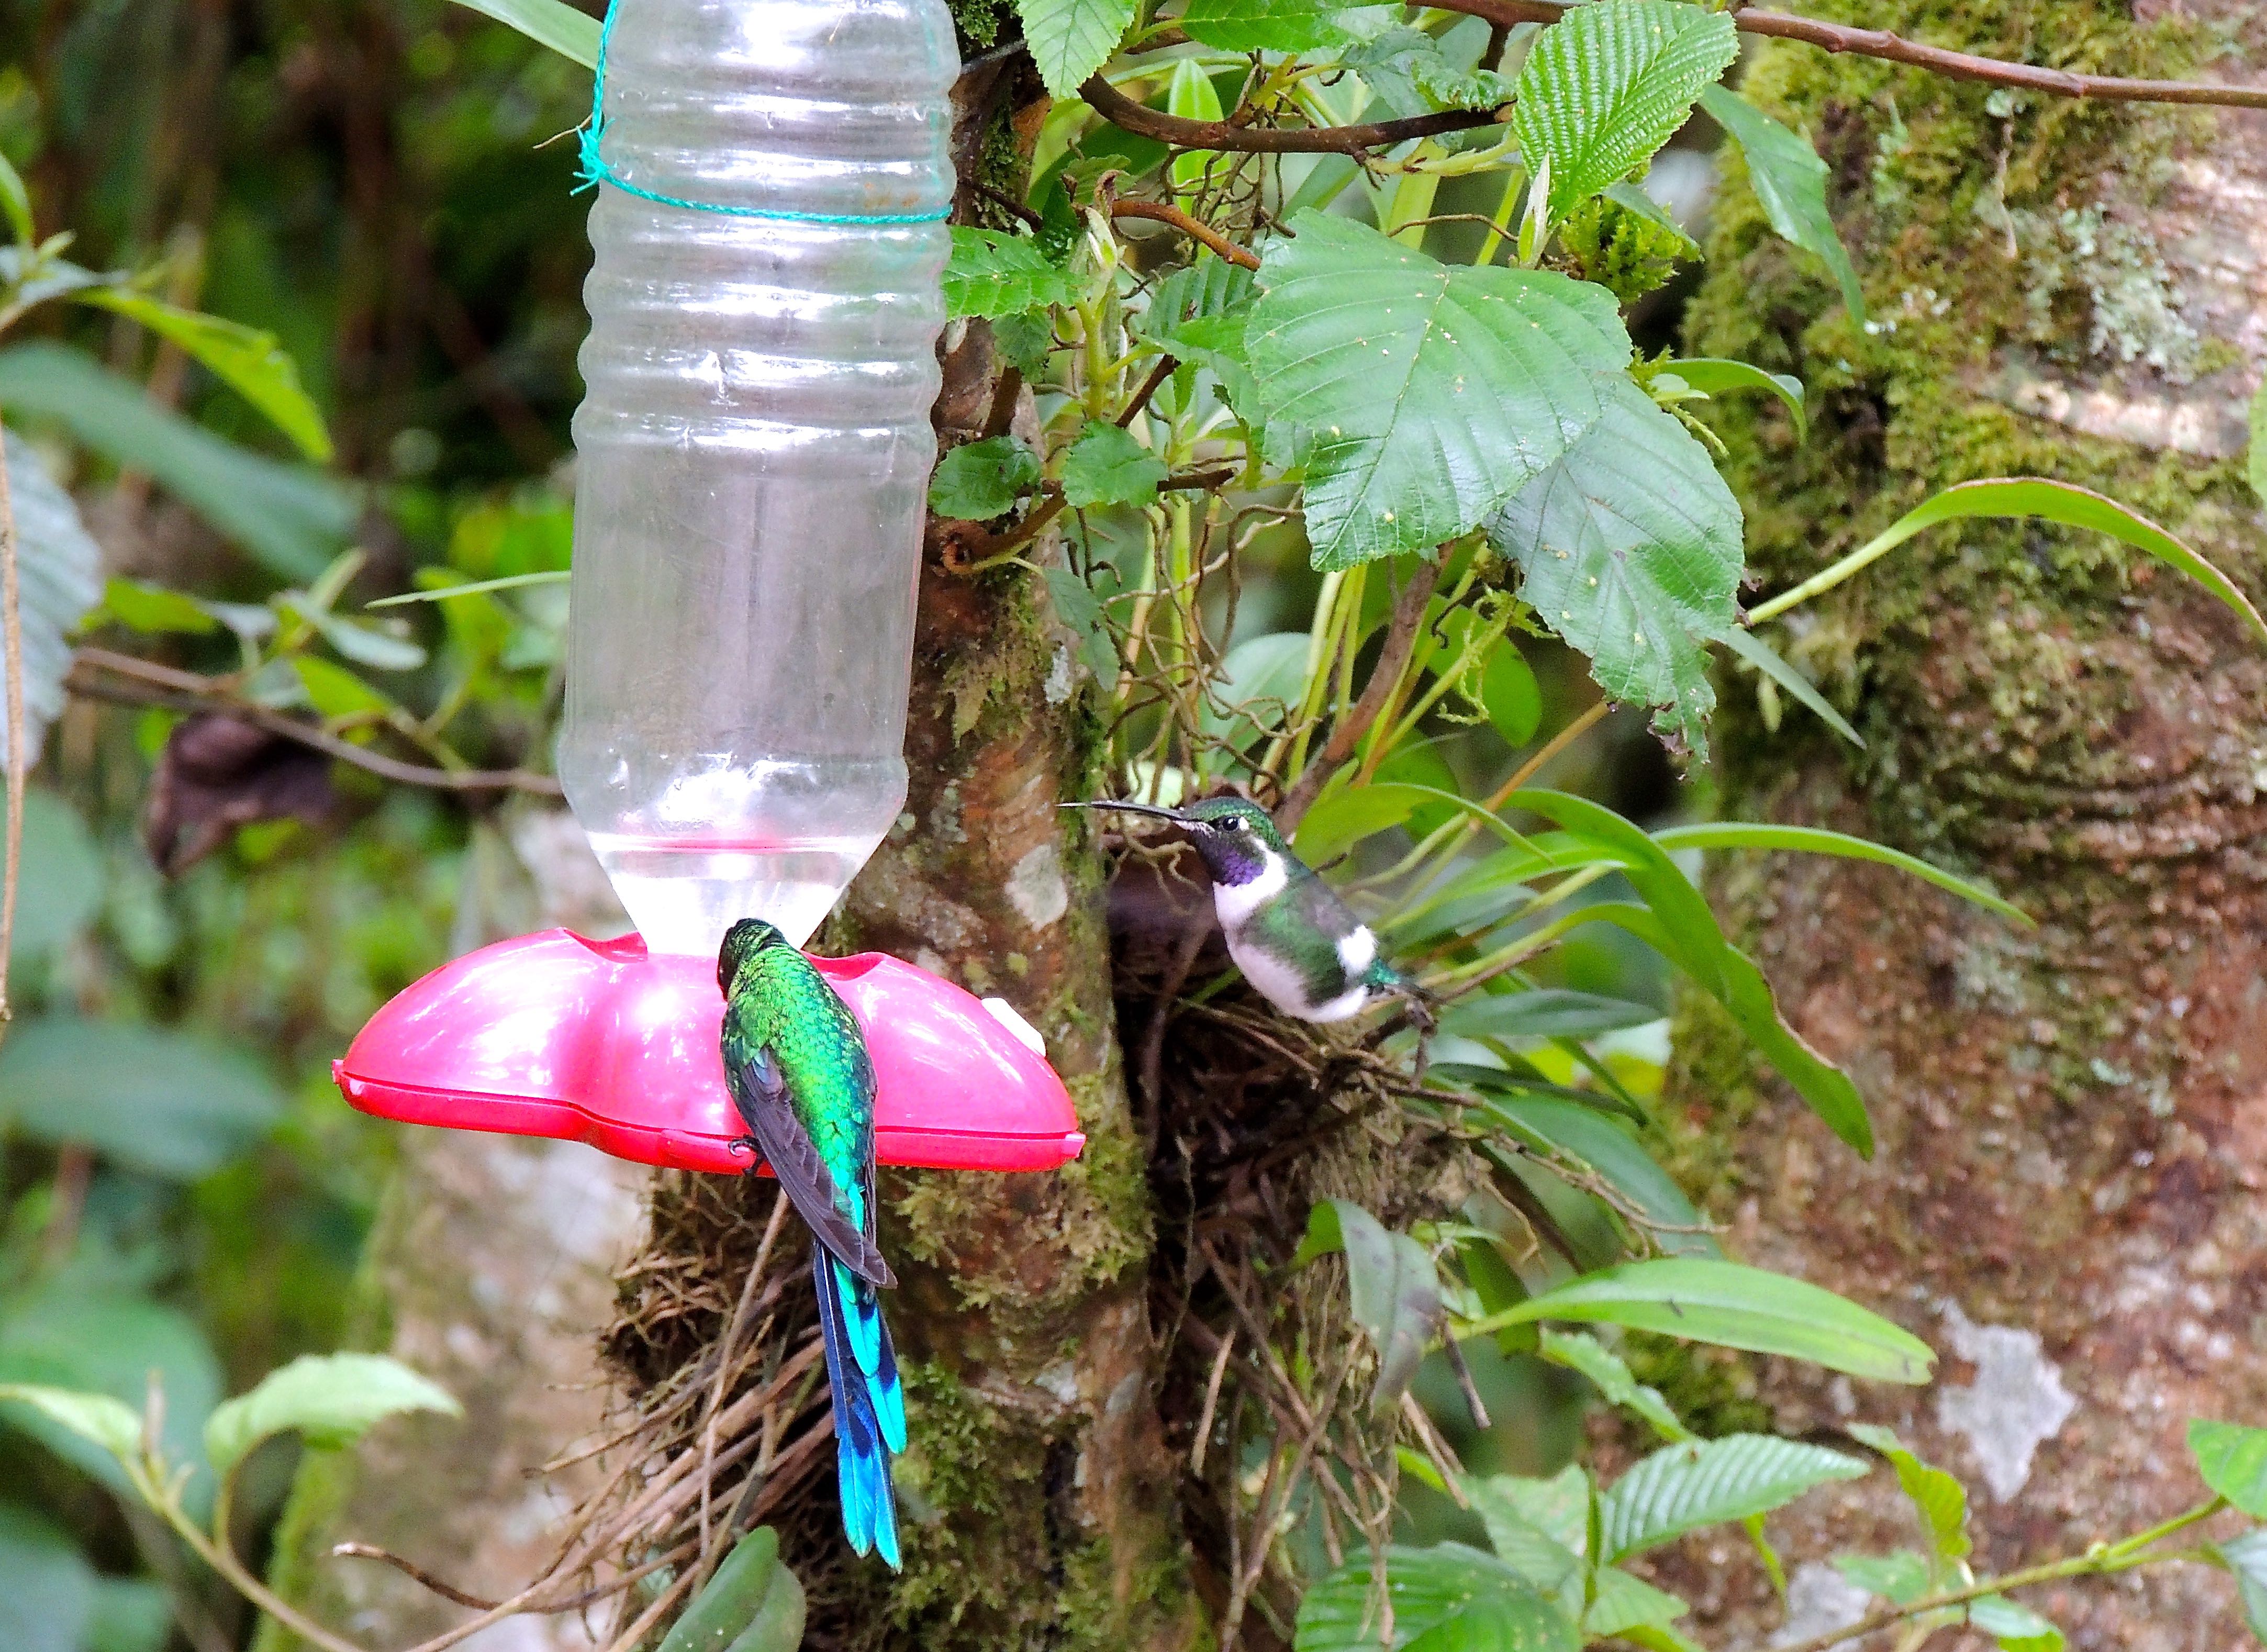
1618, 1333, 1774, 1441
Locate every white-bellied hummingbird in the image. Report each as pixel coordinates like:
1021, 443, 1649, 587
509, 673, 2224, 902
719, 918, 904, 1568
1066, 796, 1433, 1030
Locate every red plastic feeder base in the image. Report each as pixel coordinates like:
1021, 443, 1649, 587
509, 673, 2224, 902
333, 929, 1086, 1175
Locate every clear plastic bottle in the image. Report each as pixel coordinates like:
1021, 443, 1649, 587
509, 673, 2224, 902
562, 0, 957, 955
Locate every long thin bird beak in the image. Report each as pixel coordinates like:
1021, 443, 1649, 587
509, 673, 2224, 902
1057, 799, 1191, 823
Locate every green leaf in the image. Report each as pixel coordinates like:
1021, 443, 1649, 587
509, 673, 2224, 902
658, 1526, 805, 1652
77, 291, 332, 462
205, 1354, 460, 1479
1752, 475, 2267, 647
1442, 988, 1660, 1042
1060, 422, 1168, 510
1345, 28, 1509, 116
944, 228, 1082, 321
1019, 0, 1138, 97
0, 1387, 143, 1468
930, 436, 1043, 521
444, 0, 599, 65
2249, 377, 2267, 505
0, 343, 356, 580
1480, 646, 1543, 746
1507, 790, 1873, 1155
1651, 822, 2028, 926
1832, 1549, 1932, 1604
2210, 1528, 2267, 1640
1481, 1097, 1719, 1260
1537, 1329, 1691, 1442
1168, 59, 1227, 192
365, 570, 570, 608
1456, 1235, 1537, 1356
2190, 1421, 2267, 1517
1584, 1568, 1690, 1638
2, 431, 105, 769
1714, 625, 1863, 748
1328, 1200, 1442, 1410
1246, 213, 1632, 572
1179, 0, 1394, 52
1700, 86, 1865, 323
6, 789, 103, 966
0, 151, 32, 245
1491, 376, 1743, 756
1201, 630, 1312, 754
1968, 1595, 2064, 1652
1664, 358, 1806, 440
1043, 566, 1121, 680
1600, 1434, 1869, 1560
1512, 1, 1738, 225
0, 1500, 95, 1652
0, 1017, 286, 1179
1292, 783, 1435, 864
1471, 1257, 1936, 1384
1462, 1465, 1589, 1617
102, 575, 220, 633
1845, 1424, 1970, 1563
1294, 1544, 1580, 1652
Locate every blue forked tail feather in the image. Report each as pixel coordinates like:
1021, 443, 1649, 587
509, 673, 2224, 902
813, 1248, 906, 1567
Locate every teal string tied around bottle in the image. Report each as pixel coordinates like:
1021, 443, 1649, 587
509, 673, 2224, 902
575, 0, 954, 226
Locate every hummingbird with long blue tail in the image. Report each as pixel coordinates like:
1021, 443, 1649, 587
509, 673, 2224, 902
719, 918, 904, 1568
1067, 797, 1434, 1031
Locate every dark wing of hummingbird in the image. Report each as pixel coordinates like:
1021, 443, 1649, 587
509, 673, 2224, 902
724, 1044, 897, 1289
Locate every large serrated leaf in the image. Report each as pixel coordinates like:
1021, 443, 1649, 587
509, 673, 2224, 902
1473, 1256, 1935, 1384
1513, 1, 1738, 225
1600, 1435, 1868, 1560
1699, 86, 1865, 323
1, 432, 104, 771
1846, 1424, 1970, 1562
205, 1354, 460, 1478
1346, 28, 1509, 116
1246, 213, 1631, 571
1490, 376, 1743, 756
1019, 0, 1138, 97
1294, 1544, 1580, 1652
944, 229, 1082, 321
1584, 1568, 1690, 1638
1179, 0, 1394, 52
1464, 1465, 1589, 1619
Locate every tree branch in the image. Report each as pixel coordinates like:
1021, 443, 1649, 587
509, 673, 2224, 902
1273, 557, 1445, 832
1108, 199, 1263, 269
1080, 2, 2267, 161
68, 650, 563, 796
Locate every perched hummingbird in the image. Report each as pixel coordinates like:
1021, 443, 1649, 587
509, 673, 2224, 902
719, 918, 904, 1568
1068, 797, 1432, 1028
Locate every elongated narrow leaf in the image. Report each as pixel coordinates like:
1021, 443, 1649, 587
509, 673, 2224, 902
1846, 1424, 1970, 1563
1514, 1, 1738, 224
944, 228, 1081, 321
0, 150, 31, 244
205, 1354, 459, 1477
1714, 625, 1863, 749
1600, 1434, 1869, 1559
1442, 987, 1662, 1042
1652, 822, 2028, 925
1491, 377, 1744, 756
1665, 358, 1806, 438
0, 344, 355, 579
1507, 790, 1873, 1154
2191, 1421, 2267, 1517
2249, 378, 2267, 505
1700, 86, 1864, 322
1475, 1257, 1936, 1384
1020, 0, 1138, 96
658, 1527, 805, 1652
1539, 1330, 1692, 1442
0, 431, 104, 768
1295, 1544, 1580, 1652
78, 291, 332, 462
1483, 1098, 1718, 1259
1757, 476, 2267, 647
1248, 213, 1632, 571
445, 0, 599, 65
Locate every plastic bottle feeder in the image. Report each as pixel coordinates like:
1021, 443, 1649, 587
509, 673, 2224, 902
334, 0, 1083, 1176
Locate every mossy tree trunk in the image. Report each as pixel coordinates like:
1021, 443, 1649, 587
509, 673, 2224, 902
1659, 0, 2267, 1643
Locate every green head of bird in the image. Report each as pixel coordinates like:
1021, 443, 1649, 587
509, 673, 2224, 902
719, 916, 794, 991
1063, 795, 1287, 887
